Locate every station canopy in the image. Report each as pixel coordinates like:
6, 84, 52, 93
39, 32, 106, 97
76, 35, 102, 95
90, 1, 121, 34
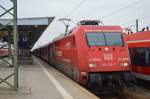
0, 17, 54, 49
0, 17, 54, 26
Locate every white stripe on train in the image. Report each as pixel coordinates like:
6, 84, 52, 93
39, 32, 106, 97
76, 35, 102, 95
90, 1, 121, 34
127, 39, 150, 43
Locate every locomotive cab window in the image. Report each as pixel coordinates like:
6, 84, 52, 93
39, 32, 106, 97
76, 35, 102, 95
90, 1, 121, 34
105, 33, 124, 46
86, 32, 124, 46
86, 33, 105, 46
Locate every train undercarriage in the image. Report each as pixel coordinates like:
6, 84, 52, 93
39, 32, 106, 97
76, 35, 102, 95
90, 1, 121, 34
86, 72, 136, 94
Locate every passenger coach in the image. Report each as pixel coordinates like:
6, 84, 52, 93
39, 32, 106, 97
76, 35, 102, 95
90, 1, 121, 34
126, 30, 150, 82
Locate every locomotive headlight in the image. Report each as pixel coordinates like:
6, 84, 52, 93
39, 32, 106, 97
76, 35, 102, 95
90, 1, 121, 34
105, 47, 109, 51
123, 63, 128, 67
81, 72, 87, 76
124, 63, 128, 67
89, 63, 96, 68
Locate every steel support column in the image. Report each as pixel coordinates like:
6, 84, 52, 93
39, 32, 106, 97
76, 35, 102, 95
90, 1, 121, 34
0, 0, 18, 91
13, 0, 18, 90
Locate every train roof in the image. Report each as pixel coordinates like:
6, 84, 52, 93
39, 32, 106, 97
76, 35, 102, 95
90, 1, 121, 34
31, 19, 123, 52
53, 25, 123, 42
126, 31, 150, 47
126, 31, 150, 41
31, 19, 69, 52
78, 25, 122, 32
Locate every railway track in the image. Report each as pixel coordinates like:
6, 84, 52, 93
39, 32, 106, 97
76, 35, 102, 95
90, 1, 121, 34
97, 86, 150, 99
121, 87, 150, 99
136, 79, 150, 90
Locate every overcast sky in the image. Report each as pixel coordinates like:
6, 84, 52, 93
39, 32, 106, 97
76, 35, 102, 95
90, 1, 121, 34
1, 0, 150, 31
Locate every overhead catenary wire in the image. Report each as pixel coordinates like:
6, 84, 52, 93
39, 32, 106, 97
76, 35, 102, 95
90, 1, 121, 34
139, 16, 150, 21
64, 0, 113, 24
100, 0, 112, 8
123, 17, 150, 32
66, 0, 113, 18
120, 15, 150, 27
32, 0, 150, 51
102, 0, 145, 19
65, 0, 87, 18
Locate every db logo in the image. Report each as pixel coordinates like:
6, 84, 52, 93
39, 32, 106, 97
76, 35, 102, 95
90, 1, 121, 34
104, 54, 113, 60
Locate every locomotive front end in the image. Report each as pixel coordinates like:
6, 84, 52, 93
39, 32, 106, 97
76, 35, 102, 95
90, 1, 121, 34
75, 21, 135, 93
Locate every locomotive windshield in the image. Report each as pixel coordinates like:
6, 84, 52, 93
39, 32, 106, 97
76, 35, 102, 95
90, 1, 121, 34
86, 32, 124, 46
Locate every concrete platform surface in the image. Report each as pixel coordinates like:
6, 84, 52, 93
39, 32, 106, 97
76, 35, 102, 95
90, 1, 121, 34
0, 56, 99, 99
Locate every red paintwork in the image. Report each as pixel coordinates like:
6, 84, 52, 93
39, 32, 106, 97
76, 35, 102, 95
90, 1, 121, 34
0, 49, 8, 57
126, 31, 150, 47
38, 25, 131, 84
126, 31, 150, 80
49, 25, 131, 84
132, 66, 150, 75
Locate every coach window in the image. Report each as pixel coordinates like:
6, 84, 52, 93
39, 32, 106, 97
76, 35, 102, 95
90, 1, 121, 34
129, 48, 150, 66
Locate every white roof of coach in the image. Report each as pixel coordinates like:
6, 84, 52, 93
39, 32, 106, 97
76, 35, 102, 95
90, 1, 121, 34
31, 19, 71, 52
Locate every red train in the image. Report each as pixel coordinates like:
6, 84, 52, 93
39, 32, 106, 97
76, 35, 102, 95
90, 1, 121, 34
126, 30, 150, 82
0, 49, 8, 57
34, 20, 135, 92
0, 42, 9, 57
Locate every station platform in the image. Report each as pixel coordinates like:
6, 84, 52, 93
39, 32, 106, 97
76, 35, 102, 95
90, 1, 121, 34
0, 56, 99, 99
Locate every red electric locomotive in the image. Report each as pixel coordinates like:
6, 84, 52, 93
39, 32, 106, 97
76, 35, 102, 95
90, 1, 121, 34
34, 20, 134, 92
126, 30, 150, 82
